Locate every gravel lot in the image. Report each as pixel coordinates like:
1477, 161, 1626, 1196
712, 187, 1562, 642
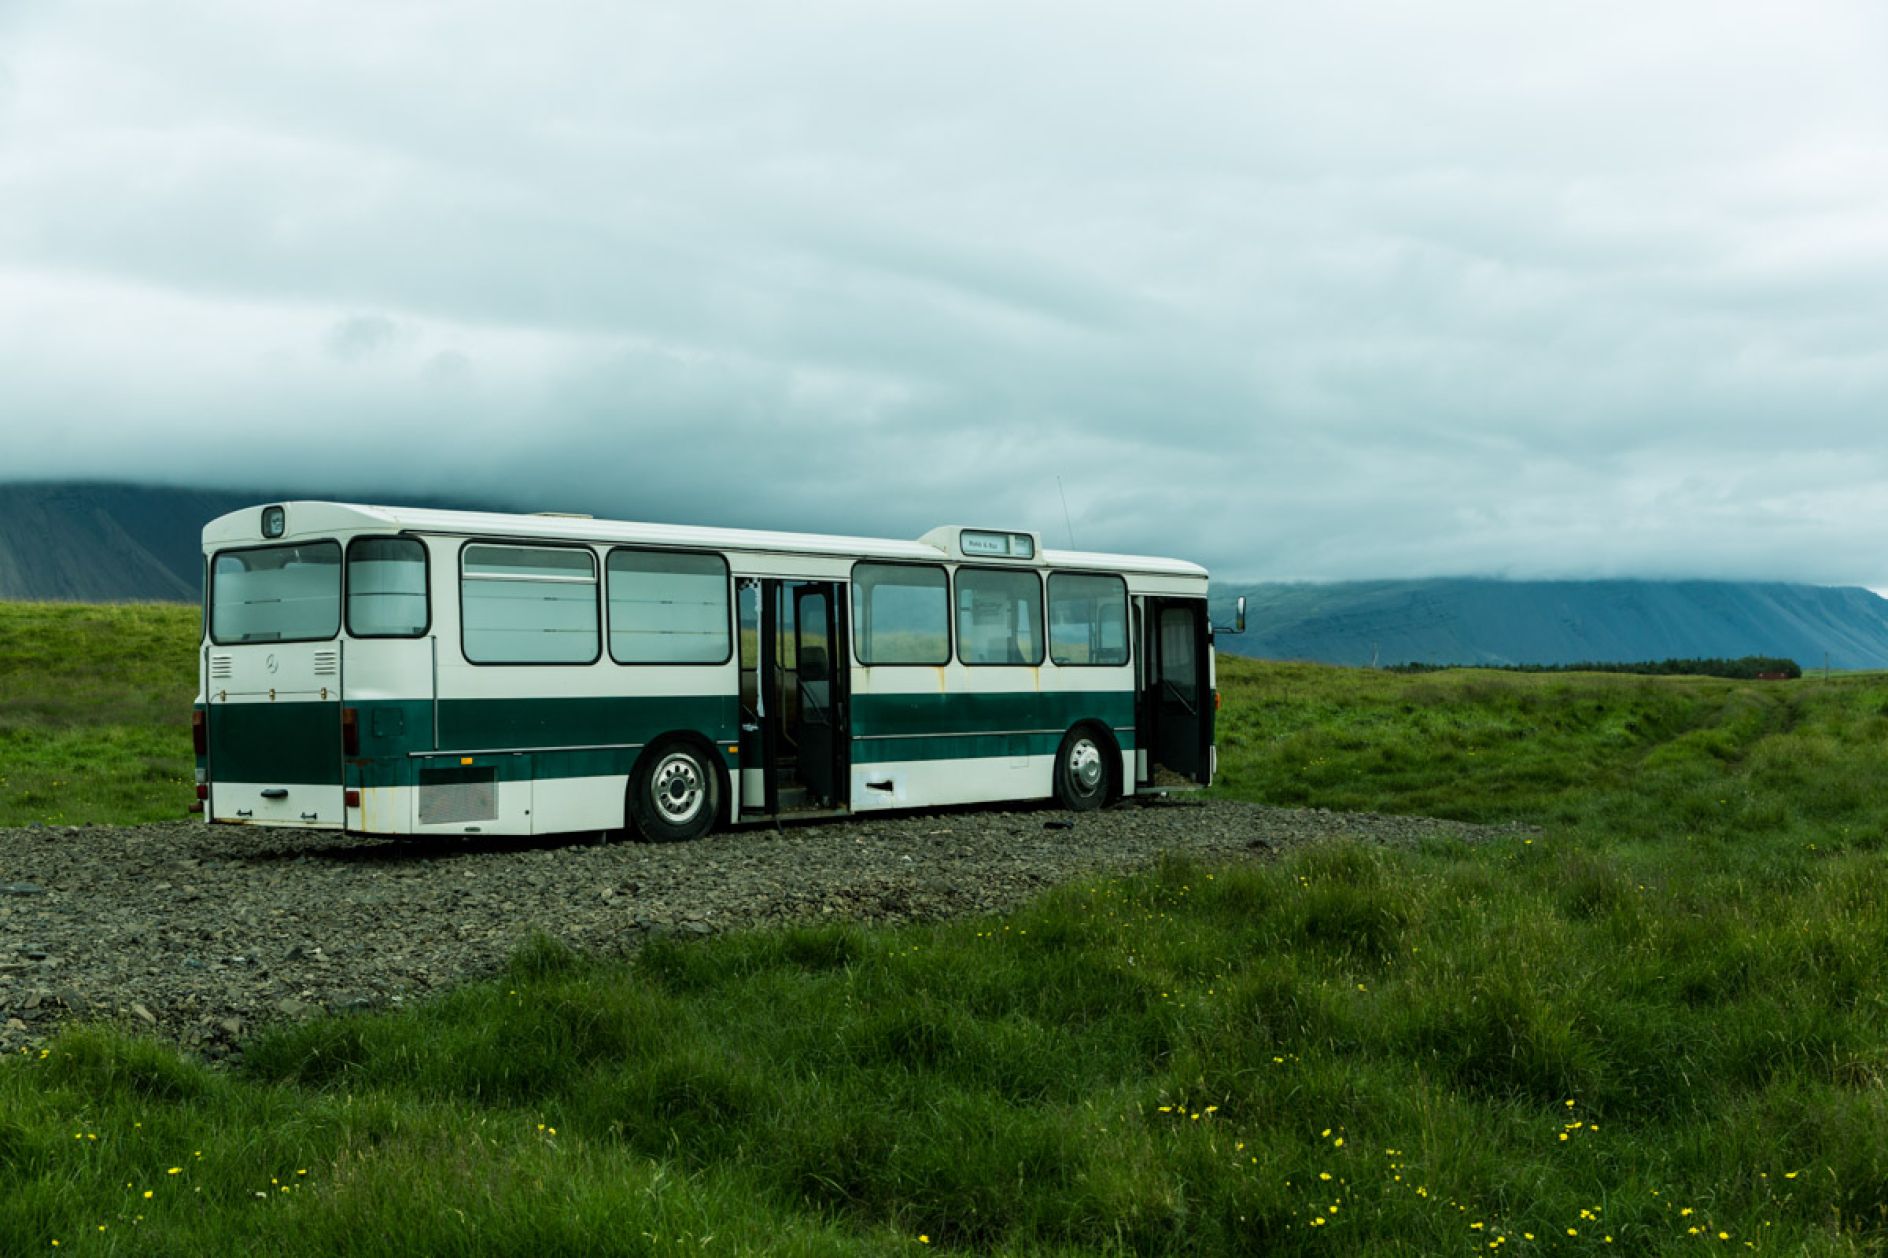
0, 798, 1532, 1060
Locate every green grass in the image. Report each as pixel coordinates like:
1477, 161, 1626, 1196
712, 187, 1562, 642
0, 602, 200, 827
1214, 659, 1888, 841
9, 613, 1888, 1251
6, 843, 1885, 1254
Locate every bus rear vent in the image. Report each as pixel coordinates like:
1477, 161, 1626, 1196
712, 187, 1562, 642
314, 650, 339, 676
418, 766, 497, 825
209, 654, 233, 679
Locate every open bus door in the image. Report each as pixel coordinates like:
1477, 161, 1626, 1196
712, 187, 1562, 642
741, 578, 850, 815
792, 583, 846, 807
1141, 598, 1213, 786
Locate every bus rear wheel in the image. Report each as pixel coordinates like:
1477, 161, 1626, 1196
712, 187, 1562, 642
1053, 727, 1111, 812
630, 741, 719, 843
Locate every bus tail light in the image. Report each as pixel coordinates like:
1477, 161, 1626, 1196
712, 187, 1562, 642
341, 707, 360, 756
345, 789, 361, 808
195, 783, 208, 800
1214, 689, 1221, 711
193, 709, 207, 756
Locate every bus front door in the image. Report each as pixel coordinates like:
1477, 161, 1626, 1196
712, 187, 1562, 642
1144, 598, 1212, 785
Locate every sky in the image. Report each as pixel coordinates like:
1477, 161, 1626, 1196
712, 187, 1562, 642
3, 0, 1887, 585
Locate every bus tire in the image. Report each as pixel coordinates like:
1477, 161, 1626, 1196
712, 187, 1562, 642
1053, 725, 1112, 812
629, 739, 719, 843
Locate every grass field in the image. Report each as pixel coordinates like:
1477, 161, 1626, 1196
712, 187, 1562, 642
5, 604, 1888, 1253
0, 602, 201, 828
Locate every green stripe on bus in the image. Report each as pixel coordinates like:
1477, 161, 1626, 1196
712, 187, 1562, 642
339, 696, 740, 758
849, 690, 1136, 765
209, 696, 739, 790
207, 702, 344, 786
210, 691, 1133, 785
850, 728, 1135, 766
850, 691, 1134, 738
437, 695, 738, 753
351, 695, 740, 788
379, 747, 648, 789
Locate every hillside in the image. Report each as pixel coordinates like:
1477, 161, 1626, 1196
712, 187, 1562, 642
11, 483, 1888, 671
1215, 577, 1888, 670
0, 482, 503, 602
0, 483, 262, 601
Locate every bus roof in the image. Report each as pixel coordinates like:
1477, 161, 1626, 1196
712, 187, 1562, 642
202, 501, 1210, 580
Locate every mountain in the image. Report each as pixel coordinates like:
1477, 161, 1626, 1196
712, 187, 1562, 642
9, 483, 1888, 670
1211, 579, 1888, 670
0, 483, 261, 601
0, 482, 507, 602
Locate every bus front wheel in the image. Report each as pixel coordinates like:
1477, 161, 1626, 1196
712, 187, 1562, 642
1053, 727, 1112, 812
630, 741, 719, 843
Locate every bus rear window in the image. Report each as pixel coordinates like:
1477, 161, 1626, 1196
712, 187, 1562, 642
211, 543, 342, 644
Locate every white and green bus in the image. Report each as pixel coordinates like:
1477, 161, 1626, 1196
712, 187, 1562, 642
194, 502, 1236, 841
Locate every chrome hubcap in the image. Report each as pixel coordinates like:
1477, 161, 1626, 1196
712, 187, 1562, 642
1069, 739, 1103, 793
652, 752, 706, 825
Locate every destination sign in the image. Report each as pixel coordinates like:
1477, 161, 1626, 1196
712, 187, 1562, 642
960, 530, 1035, 559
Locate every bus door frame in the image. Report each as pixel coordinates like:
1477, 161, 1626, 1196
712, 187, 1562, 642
1140, 596, 1213, 784
754, 577, 851, 813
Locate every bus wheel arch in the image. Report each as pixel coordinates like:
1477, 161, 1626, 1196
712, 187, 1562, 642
627, 733, 726, 843
1053, 722, 1117, 812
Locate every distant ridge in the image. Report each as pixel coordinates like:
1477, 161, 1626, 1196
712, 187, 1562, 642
0, 483, 260, 601
0, 482, 507, 602
10, 484, 1888, 670
1213, 579, 1888, 671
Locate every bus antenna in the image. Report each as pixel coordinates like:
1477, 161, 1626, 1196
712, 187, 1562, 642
1056, 476, 1077, 549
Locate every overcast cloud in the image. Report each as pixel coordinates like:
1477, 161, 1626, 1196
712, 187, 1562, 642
3, 0, 1887, 583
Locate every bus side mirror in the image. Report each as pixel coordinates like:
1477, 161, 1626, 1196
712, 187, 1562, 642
1235, 596, 1246, 635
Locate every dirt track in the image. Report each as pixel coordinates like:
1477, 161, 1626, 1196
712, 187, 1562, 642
0, 797, 1531, 1059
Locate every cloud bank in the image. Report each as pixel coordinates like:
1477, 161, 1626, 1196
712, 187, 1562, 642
3, 0, 1887, 583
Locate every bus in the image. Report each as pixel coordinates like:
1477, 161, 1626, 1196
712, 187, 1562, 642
194, 502, 1239, 841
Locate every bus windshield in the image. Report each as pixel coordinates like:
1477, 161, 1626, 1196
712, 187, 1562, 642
211, 542, 342, 644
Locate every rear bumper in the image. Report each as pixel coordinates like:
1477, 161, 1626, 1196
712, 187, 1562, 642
209, 782, 345, 829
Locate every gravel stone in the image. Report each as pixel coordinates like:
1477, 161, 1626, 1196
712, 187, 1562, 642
0, 798, 1533, 1060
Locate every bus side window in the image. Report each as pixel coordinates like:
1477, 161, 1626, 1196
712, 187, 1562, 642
1048, 572, 1128, 666
462, 544, 599, 665
606, 549, 730, 664
347, 537, 429, 637
852, 563, 950, 665
955, 568, 1043, 666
